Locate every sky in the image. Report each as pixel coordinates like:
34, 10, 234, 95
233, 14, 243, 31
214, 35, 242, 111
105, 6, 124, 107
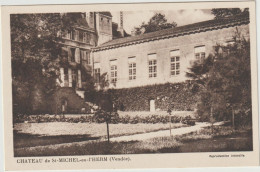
111, 9, 215, 34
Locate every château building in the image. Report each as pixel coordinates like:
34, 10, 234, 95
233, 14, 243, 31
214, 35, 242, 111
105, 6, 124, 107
53, 12, 250, 113
92, 14, 249, 89
51, 12, 115, 114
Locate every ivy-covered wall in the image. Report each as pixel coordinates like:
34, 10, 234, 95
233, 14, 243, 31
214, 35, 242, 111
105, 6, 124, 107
108, 81, 200, 111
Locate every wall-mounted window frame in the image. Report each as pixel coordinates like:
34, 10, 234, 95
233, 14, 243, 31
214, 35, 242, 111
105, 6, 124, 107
110, 60, 117, 84
94, 63, 101, 84
148, 53, 157, 78
194, 45, 206, 63
128, 57, 136, 80
170, 50, 180, 76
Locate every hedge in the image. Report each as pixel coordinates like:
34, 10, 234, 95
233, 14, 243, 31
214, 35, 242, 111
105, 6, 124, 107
13, 114, 193, 124
108, 81, 200, 111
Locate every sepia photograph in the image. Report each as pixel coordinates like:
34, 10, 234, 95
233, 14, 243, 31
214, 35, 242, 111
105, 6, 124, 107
1, 1, 259, 170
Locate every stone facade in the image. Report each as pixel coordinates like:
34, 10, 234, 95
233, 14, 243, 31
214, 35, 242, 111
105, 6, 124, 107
55, 12, 113, 114
54, 12, 250, 113
92, 16, 249, 89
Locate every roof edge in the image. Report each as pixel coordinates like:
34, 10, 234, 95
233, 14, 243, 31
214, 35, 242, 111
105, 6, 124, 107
93, 14, 249, 52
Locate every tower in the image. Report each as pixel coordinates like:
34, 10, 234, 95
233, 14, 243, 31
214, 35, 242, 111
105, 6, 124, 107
95, 12, 113, 45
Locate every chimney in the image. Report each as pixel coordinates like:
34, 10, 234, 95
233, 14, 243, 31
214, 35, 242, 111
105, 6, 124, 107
117, 11, 124, 37
85, 12, 95, 29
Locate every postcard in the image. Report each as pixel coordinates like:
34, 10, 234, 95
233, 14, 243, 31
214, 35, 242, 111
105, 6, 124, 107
1, 1, 259, 170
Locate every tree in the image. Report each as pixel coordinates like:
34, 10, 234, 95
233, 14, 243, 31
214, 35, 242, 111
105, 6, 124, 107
89, 73, 118, 143
186, 30, 251, 127
211, 8, 249, 19
11, 13, 84, 115
132, 13, 177, 35
94, 93, 114, 143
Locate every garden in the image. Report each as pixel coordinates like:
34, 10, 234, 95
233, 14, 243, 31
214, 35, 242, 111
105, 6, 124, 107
14, 123, 252, 157
13, 111, 192, 148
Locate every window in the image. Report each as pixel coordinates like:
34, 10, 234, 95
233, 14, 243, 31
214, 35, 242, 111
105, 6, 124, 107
170, 50, 180, 76
70, 48, 75, 62
79, 31, 84, 42
148, 54, 157, 78
86, 52, 91, 64
94, 63, 101, 84
80, 50, 91, 64
64, 30, 71, 39
94, 68, 100, 83
71, 30, 75, 40
80, 50, 85, 61
71, 30, 79, 41
128, 57, 136, 80
83, 33, 86, 43
83, 33, 91, 43
110, 60, 117, 83
75, 48, 80, 63
194, 46, 206, 62
64, 68, 68, 81
75, 30, 79, 41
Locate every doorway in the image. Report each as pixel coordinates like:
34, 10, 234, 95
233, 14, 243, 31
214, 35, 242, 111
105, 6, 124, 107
61, 99, 68, 114
150, 99, 155, 112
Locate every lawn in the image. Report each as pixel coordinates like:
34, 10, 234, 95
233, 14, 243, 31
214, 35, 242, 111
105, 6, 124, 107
14, 122, 185, 148
172, 125, 253, 153
14, 136, 182, 156
14, 124, 253, 157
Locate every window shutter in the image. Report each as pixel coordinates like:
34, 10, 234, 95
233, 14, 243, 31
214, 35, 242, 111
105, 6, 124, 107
68, 48, 72, 62
75, 48, 80, 63
86, 52, 91, 64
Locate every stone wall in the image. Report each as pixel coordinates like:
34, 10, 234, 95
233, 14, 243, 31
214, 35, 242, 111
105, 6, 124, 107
49, 87, 91, 114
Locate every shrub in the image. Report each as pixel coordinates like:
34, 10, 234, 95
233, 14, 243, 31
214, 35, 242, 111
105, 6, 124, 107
14, 113, 196, 125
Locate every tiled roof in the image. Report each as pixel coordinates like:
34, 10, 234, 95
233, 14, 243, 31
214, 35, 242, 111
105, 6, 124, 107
93, 14, 249, 52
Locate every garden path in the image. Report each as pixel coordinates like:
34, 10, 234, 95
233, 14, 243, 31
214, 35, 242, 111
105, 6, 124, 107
110, 122, 224, 142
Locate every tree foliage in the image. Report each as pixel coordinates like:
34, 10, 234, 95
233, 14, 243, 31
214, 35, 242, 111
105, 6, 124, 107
186, 29, 251, 125
11, 13, 84, 115
211, 8, 249, 19
132, 13, 177, 35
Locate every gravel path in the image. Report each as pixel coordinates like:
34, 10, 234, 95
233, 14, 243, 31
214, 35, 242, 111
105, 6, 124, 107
110, 122, 223, 142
